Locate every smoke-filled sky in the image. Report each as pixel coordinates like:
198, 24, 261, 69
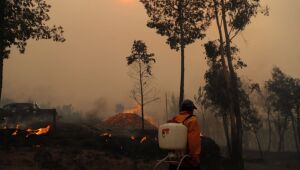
3, 0, 300, 118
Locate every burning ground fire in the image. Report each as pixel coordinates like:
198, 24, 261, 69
105, 104, 158, 130
10, 124, 51, 137
123, 104, 157, 127
11, 123, 21, 136
26, 125, 51, 137
100, 104, 158, 145
99, 132, 152, 144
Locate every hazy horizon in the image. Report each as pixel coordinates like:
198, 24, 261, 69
3, 0, 300, 120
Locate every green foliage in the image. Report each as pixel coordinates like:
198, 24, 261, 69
204, 41, 220, 60
239, 81, 262, 133
224, 0, 268, 34
265, 67, 300, 152
204, 60, 229, 114
203, 44, 262, 131
126, 40, 155, 76
265, 67, 295, 115
202, 41, 247, 115
0, 0, 65, 58
140, 0, 211, 50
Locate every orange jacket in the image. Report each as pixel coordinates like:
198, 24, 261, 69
169, 111, 201, 161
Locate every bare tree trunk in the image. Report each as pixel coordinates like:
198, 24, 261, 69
178, 0, 185, 109
278, 129, 282, 152
297, 106, 300, 152
291, 115, 299, 152
278, 122, 283, 152
0, 2, 4, 104
267, 109, 272, 152
138, 61, 144, 131
179, 45, 185, 109
0, 56, 3, 103
278, 116, 288, 152
213, 0, 232, 156
255, 131, 264, 159
220, 0, 244, 169
0, 10, 4, 104
165, 93, 168, 121
222, 113, 232, 155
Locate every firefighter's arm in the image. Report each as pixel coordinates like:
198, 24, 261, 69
187, 118, 201, 162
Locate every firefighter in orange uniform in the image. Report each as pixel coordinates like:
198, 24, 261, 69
168, 99, 201, 170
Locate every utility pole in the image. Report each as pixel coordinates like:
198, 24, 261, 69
165, 93, 169, 121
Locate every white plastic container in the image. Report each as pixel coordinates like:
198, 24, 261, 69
158, 123, 187, 150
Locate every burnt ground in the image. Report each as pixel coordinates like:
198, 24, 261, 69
0, 122, 299, 170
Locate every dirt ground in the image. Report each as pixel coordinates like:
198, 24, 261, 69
243, 151, 300, 170
0, 147, 168, 170
0, 148, 299, 170
0, 122, 299, 170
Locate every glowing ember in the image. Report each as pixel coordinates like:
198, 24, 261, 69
12, 131, 18, 136
26, 125, 51, 137
100, 132, 112, 138
11, 123, 21, 136
16, 123, 21, 129
140, 136, 147, 144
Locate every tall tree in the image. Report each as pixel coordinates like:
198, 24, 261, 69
292, 78, 300, 150
240, 81, 264, 158
140, 0, 210, 108
266, 67, 299, 152
0, 0, 65, 102
207, 1, 268, 169
203, 40, 247, 155
126, 40, 156, 131
194, 87, 211, 136
257, 88, 274, 152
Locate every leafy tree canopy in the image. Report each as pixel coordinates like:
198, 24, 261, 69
140, 0, 211, 50
0, 0, 65, 58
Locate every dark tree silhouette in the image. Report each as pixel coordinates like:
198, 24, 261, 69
256, 88, 274, 152
266, 67, 299, 152
126, 40, 156, 131
292, 78, 300, 150
202, 40, 247, 156
240, 81, 264, 158
207, 1, 268, 169
140, 0, 210, 108
0, 0, 65, 102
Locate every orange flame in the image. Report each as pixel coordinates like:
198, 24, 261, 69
26, 125, 51, 137
124, 104, 141, 114
140, 136, 147, 144
123, 104, 157, 127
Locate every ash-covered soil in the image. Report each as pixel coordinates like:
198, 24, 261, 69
0, 122, 299, 170
0, 147, 166, 170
